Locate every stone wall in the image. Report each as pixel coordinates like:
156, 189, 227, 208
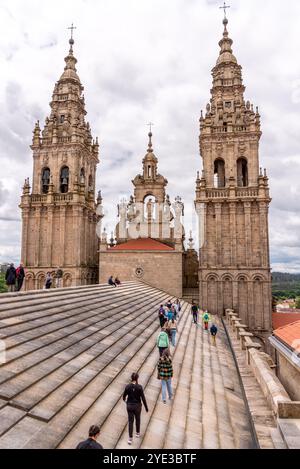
99, 250, 183, 298
277, 354, 300, 402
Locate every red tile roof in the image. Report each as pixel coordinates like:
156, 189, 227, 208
274, 320, 300, 351
273, 312, 300, 330
110, 238, 174, 251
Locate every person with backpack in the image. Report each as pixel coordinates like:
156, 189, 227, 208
167, 317, 178, 347
167, 306, 174, 321
191, 302, 199, 324
203, 310, 210, 331
210, 324, 218, 345
76, 425, 103, 449
157, 348, 173, 404
5, 264, 17, 292
16, 263, 25, 291
123, 373, 148, 445
158, 305, 166, 328
156, 327, 169, 356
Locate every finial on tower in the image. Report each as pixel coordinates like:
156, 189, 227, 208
147, 122, 154, 152
67, 23, 77, 52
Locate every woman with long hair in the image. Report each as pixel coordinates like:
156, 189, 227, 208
123, 373, 149, 445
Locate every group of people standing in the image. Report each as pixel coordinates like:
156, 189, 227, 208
76, 297, 218, 449
4, 263, 25, 292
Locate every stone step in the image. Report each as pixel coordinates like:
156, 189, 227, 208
58, 303, 191, 449
0, 281, 138, 305
214, 318, 254, 449
139, 304, 194, 449
0, 282, 147, 320
114, 302, 192, 449
0, 290, 164, 401
162, 318, 198, 448
1, 285, 155, 361
22, 294, 177, 448
22, 291, 167, 416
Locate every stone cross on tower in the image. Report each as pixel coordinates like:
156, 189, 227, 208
219, 1, 230, 18
68, 23, 77, 40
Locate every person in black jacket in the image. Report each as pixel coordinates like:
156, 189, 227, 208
123, 373, 148, 445
5, 264, 16, 292
76, 425, 103, 449
16, 263, 25, 292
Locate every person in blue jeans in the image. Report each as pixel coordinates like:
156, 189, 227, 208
157, 349, 173, 404
167, 318, 178, 347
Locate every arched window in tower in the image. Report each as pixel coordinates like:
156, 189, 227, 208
214, 159, 225, 188
60, 166, 69, 193
148, 165, 151, 178
41, 168, 50, 194
237, 158, 248, 187
80, 168, 85, 184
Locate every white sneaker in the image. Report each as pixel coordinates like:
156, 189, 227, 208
136, 433, 140, 438
128, 438, 133, 445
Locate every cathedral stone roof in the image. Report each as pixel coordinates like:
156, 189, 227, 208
273, 320, 300, 351
110, 238, 174, 251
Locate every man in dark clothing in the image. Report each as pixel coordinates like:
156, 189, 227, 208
5, 264, 16, 292
76, 425, 103, 449
158, 305, 166, 328
123, 373, 148, 445
108, 275, 117, 287
191, 303, 199, 324
55, 267, 63, 288
210, 324, 218, 346
16, 263, 25, 291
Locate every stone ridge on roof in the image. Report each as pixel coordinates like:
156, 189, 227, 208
109, 238, 174, 251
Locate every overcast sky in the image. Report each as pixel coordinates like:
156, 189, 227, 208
0, 0, 299, 272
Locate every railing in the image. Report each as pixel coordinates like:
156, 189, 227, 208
236, 188, 259, 198
206, 188, 230, 198
31, 195, 47, 203
54, 193, 73, 202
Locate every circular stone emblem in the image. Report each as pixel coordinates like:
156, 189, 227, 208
135, 267, 144, 278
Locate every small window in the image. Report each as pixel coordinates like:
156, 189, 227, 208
225, 101, 231, 109
60, 115, 65, 124
80, 168, 85, 184
214, 159, 225, 188
148, 165, 151, 178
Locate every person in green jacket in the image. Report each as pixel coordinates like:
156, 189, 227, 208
156, 327, 169, 357
202, 310, 210, 331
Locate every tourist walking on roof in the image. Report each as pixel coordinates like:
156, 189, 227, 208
203, 310, 210, 331
191, 302, 198, 324
156, 327, 169, 357
76, 425, 103, 449
167, 317, 178, 347
210, 324, 218, 346
157, 349, 173, 404
115, 276, 121, 285
166, 299, 172, 309
16, 263, 25, 292
123, 373, 148, 445
158, 305, 166, 328
55, 267, 63, 288
174, 299, 181, 319
5, 263, 16, 293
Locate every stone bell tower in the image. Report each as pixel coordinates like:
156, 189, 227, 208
20, 32, 99, 290
195, 15, 272, 337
